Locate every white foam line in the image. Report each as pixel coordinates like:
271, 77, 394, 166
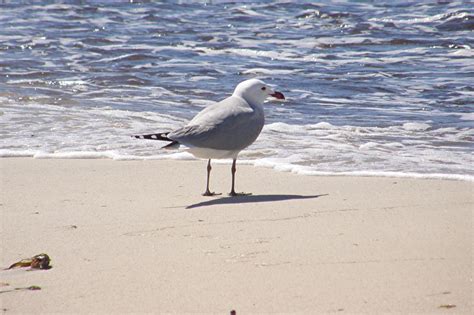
292, 170, 474, 182
0, 150, 472, 182
219, 159, 474, 182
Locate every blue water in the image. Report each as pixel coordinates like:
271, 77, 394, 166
0, 1, 473, 180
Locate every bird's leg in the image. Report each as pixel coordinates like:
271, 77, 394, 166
202, 159, 219, 196
229, 158, 251, 196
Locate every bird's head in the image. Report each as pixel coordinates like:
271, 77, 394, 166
233, 79, 285, 105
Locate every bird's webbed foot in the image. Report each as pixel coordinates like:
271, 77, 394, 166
202, 190, 221, 197
228, 191, 252, 197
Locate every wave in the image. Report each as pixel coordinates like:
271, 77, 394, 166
1, 2, 473, 184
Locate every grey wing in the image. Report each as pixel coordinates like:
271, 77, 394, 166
168, 97, 264, 151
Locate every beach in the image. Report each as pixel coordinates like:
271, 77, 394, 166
1, 158, 472, 314
2, 2, 473, 313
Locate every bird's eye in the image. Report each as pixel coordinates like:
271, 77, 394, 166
261, 87, 266, 91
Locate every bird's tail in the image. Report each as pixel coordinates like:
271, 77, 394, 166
132, 132, 180, 149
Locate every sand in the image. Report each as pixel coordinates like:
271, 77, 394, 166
0, 158, 472, 314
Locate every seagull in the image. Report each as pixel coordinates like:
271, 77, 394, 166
134, 78, 285, 196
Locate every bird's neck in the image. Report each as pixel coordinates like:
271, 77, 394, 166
232, 92, 263, 108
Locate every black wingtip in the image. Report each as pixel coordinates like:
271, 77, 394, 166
132, 132, 172, 141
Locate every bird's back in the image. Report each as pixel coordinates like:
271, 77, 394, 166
168, 96, 264, 151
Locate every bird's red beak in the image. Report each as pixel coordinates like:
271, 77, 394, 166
270, 91, 285, 100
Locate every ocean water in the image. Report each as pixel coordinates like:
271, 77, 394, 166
0, 1, 473, 181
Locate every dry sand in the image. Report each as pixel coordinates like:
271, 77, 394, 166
0, 158, 472, 314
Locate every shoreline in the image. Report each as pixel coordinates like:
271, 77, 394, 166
1, 158, 472, 313
0, 154, 472, 182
